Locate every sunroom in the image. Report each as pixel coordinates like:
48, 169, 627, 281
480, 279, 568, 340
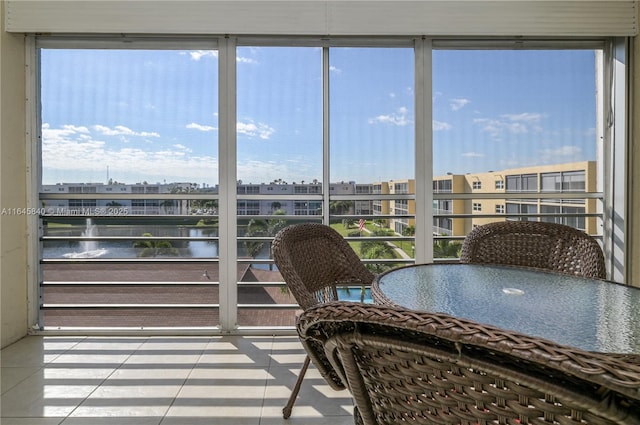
1, 1, 640, 422
1, 0, 639, 336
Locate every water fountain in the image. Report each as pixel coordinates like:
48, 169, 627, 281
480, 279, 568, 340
62, 218, 108, 258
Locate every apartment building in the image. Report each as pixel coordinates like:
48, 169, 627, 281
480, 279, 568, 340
384, 161, 598, 237
41, 161, 598, 236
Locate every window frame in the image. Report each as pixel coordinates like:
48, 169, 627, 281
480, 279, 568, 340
27, 35, 626, 333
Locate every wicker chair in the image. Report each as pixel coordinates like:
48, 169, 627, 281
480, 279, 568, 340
460, 221, 606, 279
272, 223, 375, 419
298, 301, 640, 425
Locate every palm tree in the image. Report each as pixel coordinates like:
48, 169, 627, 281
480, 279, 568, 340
159, 199, 176, 214
433, 235, 462, 259
401, 225, 415, 252
243, 209, 287, 267
402, 225, 415, 237
132, 232, 179, 257
270, 201, 282, 213
244, 219, 268, 258
329, 200, 353, 215
359, 229, 397, 273
342, 218, 356, 229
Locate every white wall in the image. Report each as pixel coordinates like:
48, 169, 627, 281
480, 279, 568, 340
0, 0, 28, 348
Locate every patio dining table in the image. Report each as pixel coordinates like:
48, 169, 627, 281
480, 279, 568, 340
372, 263, 640, 353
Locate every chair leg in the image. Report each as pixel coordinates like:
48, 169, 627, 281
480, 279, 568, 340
282, 355, 311, 419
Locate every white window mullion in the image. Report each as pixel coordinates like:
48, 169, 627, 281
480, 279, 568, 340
414, 38, 433, 263
218, 36, 238, 331
26, 36, 42, 330
322, 46, 331, 224
606, 38, 629, 283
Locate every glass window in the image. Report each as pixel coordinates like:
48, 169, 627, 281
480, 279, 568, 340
541, 170, 585, 192
541, 172, 561, 191
235, 46, 322, 326
330, 47, 415, 272
562, 171, 586, 191
506, 174, 538, 192
39, 47, 220, 329
506, 202, 538, 221
33, 39, 614, 332
433, 48, 598, 237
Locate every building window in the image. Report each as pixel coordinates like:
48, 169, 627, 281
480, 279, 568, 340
473, 203, 482, 212
495, 180, 504, 190
472, 181, 481, 190
433, 180, 452, 193
394, 182, 409, 194
541, 170, 586, 192
506, 202, 538, 221
506, 174, 538, 192
495, 205, 505, 214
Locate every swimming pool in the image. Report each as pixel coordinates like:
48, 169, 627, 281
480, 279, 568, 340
336, 286, 373, 303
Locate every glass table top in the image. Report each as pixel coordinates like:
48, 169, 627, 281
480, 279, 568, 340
375, 263, 640, 353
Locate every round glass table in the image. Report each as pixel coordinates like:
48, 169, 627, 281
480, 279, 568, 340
373, 263, 640, 353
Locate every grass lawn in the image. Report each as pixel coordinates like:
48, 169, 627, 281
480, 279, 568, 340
330, 222, 408, 260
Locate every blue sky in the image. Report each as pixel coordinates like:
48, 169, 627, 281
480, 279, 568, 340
41, 47, 597, 186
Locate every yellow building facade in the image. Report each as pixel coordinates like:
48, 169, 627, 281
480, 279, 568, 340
383, 161, 599, 237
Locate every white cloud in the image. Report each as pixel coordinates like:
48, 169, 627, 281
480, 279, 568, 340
450, 98, 470, 111
186, 122, 217, 132
237, 56, 257, 64
93, 125, 159, 138
62, 124, 90, 133
237, 120, 275, 140
186, 50, 219, 61
474, 112, 544, 139
329, 66, 342, 74
368, 107, 412, 126
433, 120, 452, 131
539, 145, 582, 162
462, 152, 484, 157
173, 144, 192, 152
502, 112, 543, 122
42, 123, 218, 183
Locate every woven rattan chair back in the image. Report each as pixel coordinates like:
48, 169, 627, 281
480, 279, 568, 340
271, 223, 375, 418
272, 223, 375, 310
298, 301, 640, 425
460, 220, 606, 278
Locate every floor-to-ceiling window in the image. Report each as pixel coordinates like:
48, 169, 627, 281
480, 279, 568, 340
235, 46, 323, 326
431, 45, 604, 255
328, 46, 415, 270
38, 44, 221, 329
33, 37, 617, 332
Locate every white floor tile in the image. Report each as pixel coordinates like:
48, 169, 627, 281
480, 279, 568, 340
61, 418, 161, 425
0, 418, 65, 425
1, 367, 42, 394
1, 335, 354, 424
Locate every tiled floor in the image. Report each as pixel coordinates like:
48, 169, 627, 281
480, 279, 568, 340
1, 335, 355, 425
